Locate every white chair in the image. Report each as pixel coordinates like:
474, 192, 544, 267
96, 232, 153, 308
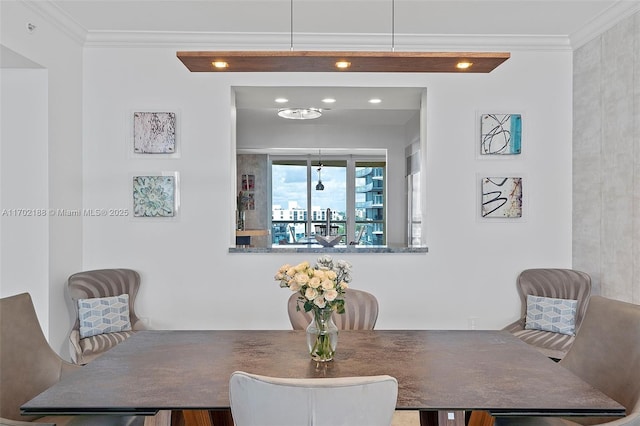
229, 371, 398, 426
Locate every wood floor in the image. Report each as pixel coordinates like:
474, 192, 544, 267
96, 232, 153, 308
392, 410, 421, 426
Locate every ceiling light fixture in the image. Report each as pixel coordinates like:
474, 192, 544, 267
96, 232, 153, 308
212, 61, 229, 69
277, 108, 322, 120
179, 51, 508, 74
177, 0, 509, 74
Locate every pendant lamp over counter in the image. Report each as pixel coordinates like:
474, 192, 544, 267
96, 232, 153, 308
315, 150, 324, 191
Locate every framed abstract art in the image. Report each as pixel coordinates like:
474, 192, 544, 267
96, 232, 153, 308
132, 173, 178, 218
480, 113, 522, 155
133, 112, 176, 154
481, 176, 523, 218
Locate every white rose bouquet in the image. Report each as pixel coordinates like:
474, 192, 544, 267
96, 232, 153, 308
275, 255, 352, 314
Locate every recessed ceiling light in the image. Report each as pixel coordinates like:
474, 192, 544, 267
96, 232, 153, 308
456, 61, 473, 69
335, 61, 351, 69
277, 108, 322, 120
275, 98, 289, 103
369, 98, 382, 104
212, 61, 229, 69
322, 98, 336, 104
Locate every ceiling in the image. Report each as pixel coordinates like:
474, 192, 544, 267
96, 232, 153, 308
50, 0, 635, 40
40, 0, 640, 126
235, 86, 423, 127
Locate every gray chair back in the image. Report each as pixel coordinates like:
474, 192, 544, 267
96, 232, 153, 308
68, 268, 142, 333
517, 268, 592, 331
288, 288, 379, 330
0, 293, 68, 422
560, 296, 640, 423
1, 294, 145, 425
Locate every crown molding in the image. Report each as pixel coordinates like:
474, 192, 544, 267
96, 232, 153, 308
84, 31, 570, 51
20, 0, 87, 45
396, 34, 571, 52
19, 0, 638, 51
570, 1, 640, 49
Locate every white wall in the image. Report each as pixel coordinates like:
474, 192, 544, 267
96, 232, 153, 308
1, 1, 84, 357
0, 68, 49, 336
82, 47, 573, 331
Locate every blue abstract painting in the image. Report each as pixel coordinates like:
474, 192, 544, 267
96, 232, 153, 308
480, 114, 522, 155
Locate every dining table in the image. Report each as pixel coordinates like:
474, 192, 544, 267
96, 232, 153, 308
21, 329, 625, 426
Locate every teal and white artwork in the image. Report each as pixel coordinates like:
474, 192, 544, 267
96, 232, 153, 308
133, 112, 176, 154
132, 175, 175, 217
480, 113, 522, 155
482, 177, 522, 218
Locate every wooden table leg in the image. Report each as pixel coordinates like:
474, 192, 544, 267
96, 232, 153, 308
468, 411, 495, 426
420, 410, 438, 426
419, 410, 466, 426
210, 409, 234, 426
182, 410, 213, 426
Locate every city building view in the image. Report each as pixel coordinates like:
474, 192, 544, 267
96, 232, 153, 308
271, 163, 385, 246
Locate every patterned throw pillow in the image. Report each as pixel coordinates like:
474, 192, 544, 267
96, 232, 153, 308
525, 295, 578, 336
78, 294, 132, 339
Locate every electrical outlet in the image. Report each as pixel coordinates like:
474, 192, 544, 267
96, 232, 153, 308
467, 317, 478, 330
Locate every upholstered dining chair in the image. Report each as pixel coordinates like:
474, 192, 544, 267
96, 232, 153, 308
287, 288, 379, 330
67, 268, 146, 365
492, 295, 640, 426
502, 268, 591, 360
0, 292, 143, 426
229, 371, 398, 426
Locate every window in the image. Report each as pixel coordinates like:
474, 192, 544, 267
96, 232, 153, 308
355, 162, 385, 246
271, 156, 385, 246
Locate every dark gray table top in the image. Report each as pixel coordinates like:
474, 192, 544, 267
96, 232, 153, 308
22, 330, 625, 417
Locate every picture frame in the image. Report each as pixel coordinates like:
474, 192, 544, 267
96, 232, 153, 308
128, 110, 181, 158
131, 172, 180, 218
477, 175, 525, 221
479, 113, 522, 156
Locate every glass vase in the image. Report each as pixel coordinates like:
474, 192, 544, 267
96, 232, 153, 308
306, 307, 338, 362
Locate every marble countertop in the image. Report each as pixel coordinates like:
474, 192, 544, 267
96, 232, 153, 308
229, 245, 428, 254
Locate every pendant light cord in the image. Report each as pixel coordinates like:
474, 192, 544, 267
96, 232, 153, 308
391, 0, 395, 52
